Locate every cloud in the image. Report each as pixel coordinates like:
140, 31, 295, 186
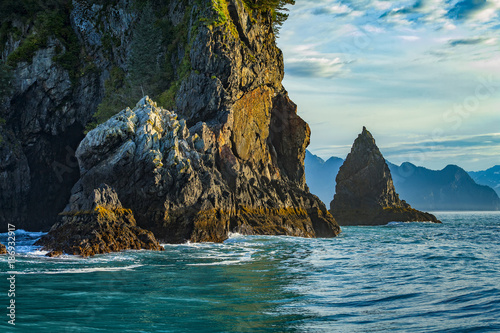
448, 37, 496, 46
285, 57, 346, 78
381, 0, 425, 17
447, 0, 489, 20
379, 133, 500, 169
381, 133, 500, 153
379, 0, 453, 28
283, 44, 351, 78
398, 35, 421, 41
362, 24, 386, 34
313, 3, 352, 16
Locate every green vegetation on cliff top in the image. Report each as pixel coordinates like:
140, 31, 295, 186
0, 0, 294, 132
2, 0, 81, 83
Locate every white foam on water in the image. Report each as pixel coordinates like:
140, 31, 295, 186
187, 259, 247, 266
0, 229, 46, 237
227, 232, 245, 238
12, 264, 143, 275
28, 249, 49, 256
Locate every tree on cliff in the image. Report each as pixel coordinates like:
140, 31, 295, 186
244, 0, 295, 34
0, 62, 12, 101
128, 3, 162, 96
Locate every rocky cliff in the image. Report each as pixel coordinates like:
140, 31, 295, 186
0, 242, 6, 254
330, 127, 440, 226
1, 0, 339, 247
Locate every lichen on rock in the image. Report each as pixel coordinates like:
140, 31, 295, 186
0, 242, 7, 255
36, 183, 164, 257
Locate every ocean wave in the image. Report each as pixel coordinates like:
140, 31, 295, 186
187, 259, 249, 266
0, 229, 46, 237
227, 232, 245, 238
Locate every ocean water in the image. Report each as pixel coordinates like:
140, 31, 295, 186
1, 212, 499, 332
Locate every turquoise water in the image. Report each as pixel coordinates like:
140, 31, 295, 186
1, 212, 499, 332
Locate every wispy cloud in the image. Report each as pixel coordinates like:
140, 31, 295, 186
313, 3, 353, 16
447, 0, 490, 20
284, 44, 350, 78
398, 35, 421, 41
448, 37, 497, 47
285, 58, 346, 78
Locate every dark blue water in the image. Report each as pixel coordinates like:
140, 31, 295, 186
1, 212, 499, 332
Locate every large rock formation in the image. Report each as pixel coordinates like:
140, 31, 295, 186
37, 96, 338, 250
0, 0, 339, 241
0, 242, 6, 255
330, 127, 440, 226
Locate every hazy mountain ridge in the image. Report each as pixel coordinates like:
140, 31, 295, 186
304, 150, 343, 204
388, 162, 500, 211
305, 150, 500, 211
469, 166, 500, 197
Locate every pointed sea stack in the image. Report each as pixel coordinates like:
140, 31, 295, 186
330, 127, 441, 226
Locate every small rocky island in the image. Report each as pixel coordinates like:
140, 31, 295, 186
330, 127, 441, 226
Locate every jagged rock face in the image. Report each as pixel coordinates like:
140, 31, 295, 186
0, 242, 6, 254
41, 97, 339, 246
330, 127, 440, 225
0, 3, 117, 230
0, 0, 321, 232
35, 184, 164, 257
0, 126, 30, 225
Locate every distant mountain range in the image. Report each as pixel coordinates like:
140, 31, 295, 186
305, 150, 500, 211
388, 162, 500, 211
304, 151, 343, 205
468, 166, 500, 197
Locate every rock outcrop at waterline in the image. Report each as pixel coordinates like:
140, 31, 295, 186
330, 127, 441, 226
36, 184, 164, 257
0, 243, 6, 255
37, 96, 339, 253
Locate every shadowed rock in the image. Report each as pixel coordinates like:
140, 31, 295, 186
0, 243, 6, 255
330, 127, 441, 226
35, 184, 164, 257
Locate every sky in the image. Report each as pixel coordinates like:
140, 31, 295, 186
277, 0, 500, 171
